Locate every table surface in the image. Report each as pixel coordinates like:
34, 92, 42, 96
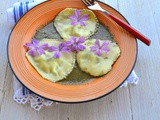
0, 0, 160, 120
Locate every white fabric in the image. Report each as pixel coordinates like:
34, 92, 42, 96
7, 0, 139, 111
13, 77, 53, 111
120, 71, 139, 87
6, 0, 46, 28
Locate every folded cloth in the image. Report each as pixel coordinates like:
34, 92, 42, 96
7, 0, 139, 111
7, 0, 46, 28
13, 77, 53, 111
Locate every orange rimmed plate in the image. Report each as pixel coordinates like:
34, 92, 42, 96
8, 0, 137, 103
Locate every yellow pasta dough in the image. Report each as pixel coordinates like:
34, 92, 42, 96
26, 39, 75, 82
54, 8, 99, 39
77, 39, 120, 76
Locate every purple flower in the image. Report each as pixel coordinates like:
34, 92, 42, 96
25, 40, 48, 57
69, 10, 89, 26
48, 42, 70, 58
90, 39, 110, 56
65, 36, 86, 52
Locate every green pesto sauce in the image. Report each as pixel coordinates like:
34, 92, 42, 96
33, 22, 113, 85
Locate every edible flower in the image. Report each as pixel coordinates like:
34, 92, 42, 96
65, 36, 86, 52
69, 10, 89, 26
90, 39, 110, 56
48, 42, 70, 58
25, 40, 48, 57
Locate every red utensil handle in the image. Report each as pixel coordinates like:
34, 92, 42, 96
107, 13, 151, 46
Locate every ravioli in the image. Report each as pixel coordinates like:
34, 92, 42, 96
54, 8, 99, 39
26, 39, 75, 82
77, 39, 120, 77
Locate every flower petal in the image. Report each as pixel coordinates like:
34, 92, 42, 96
32, 40, 39, 45
71, 21, 79, 26
75, 10, 81, 18
54, 51, 61, 58
94, 50, 101, 56
40, 43, 48, 49
28, 49, 36, 57
78, 44, 85, 51
48, 46, 58, 52
101, 47, 110, 54
95, 39, 100, 48
69, 15, 77, 21
37, 48, 45, 55
101, 41, 109, 48
80, 14, 88, 21
71, 37, 77, 43
58, 43, 64, 49
65, 40, 73, 46
78, 36, 85, 43
71, 44, 77, 52
90, 46, 98, 51
61, 47, 70, 53
80, 21, 86, 26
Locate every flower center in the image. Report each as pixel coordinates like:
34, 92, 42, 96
59, 47, 62, 51
35, 45, 39, 50
76, 14, 83, 22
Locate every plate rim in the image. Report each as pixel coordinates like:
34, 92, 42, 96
7, 0, 138, 103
